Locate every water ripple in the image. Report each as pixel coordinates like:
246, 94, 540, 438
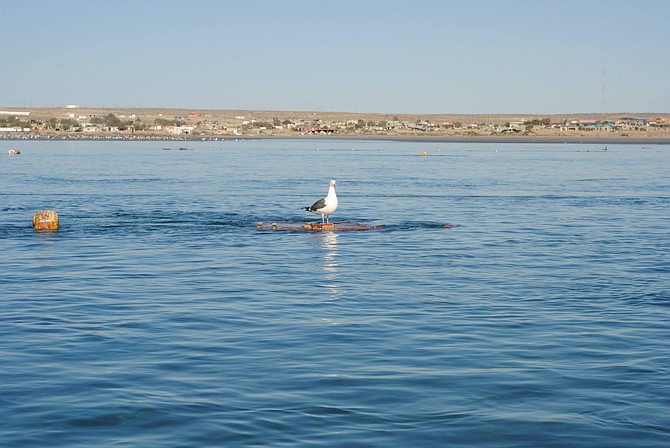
1, 141, 669, 447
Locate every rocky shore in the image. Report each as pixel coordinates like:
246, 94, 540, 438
3, 132, 670, 145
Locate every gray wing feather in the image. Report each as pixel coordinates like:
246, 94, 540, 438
307, 198, 326, 211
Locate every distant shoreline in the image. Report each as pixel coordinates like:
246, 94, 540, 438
2, 106, 669, 145
2, 134, 669, 145
293, 134, 670, 145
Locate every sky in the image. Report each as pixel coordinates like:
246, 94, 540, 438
2, 0, 669, 114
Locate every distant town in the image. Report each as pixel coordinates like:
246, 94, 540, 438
1, 106, 669, 140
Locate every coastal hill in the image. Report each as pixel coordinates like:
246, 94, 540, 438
1, 106, 669, 140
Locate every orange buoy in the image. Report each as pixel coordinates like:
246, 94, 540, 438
421, 151, 429, 156
33, 210, 59, 231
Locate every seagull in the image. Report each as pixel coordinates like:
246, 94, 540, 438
304, 179, 338, 224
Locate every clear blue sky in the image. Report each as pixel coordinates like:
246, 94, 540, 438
2, 0, 668, 114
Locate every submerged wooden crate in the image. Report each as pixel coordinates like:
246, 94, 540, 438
256, 221, 384, 232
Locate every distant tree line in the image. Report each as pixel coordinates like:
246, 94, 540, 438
0, 116, 30, 128
523, 118, 551, 126
90, 113, 143, 130
154, 117, 184, 127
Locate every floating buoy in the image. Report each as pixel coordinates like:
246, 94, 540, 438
256, 221, 384, 232
421, 151, 429, 156
33, 210, 59, 231
8, 149, 21, 155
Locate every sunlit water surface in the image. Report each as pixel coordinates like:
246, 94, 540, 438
1, 139, 669, 447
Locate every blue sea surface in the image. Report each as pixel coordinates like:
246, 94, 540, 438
1, 139, 669, 447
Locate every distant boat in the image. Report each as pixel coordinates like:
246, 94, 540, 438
7, 149, 21, 155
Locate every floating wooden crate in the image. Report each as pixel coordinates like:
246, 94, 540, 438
256, 221, 384, 232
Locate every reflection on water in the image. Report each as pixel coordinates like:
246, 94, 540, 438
317, 231, 339, 299
33, 233, 59, 267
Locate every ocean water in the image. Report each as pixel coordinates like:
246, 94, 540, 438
1, 139, 668, 447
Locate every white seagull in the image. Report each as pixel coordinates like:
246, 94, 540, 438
304, 179, 338, 224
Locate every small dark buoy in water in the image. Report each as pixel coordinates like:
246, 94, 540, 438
33, 210, 59, 231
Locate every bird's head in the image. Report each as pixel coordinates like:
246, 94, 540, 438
330, 179, 337, 187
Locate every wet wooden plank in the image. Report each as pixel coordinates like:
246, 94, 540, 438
256, 221, 384, 232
